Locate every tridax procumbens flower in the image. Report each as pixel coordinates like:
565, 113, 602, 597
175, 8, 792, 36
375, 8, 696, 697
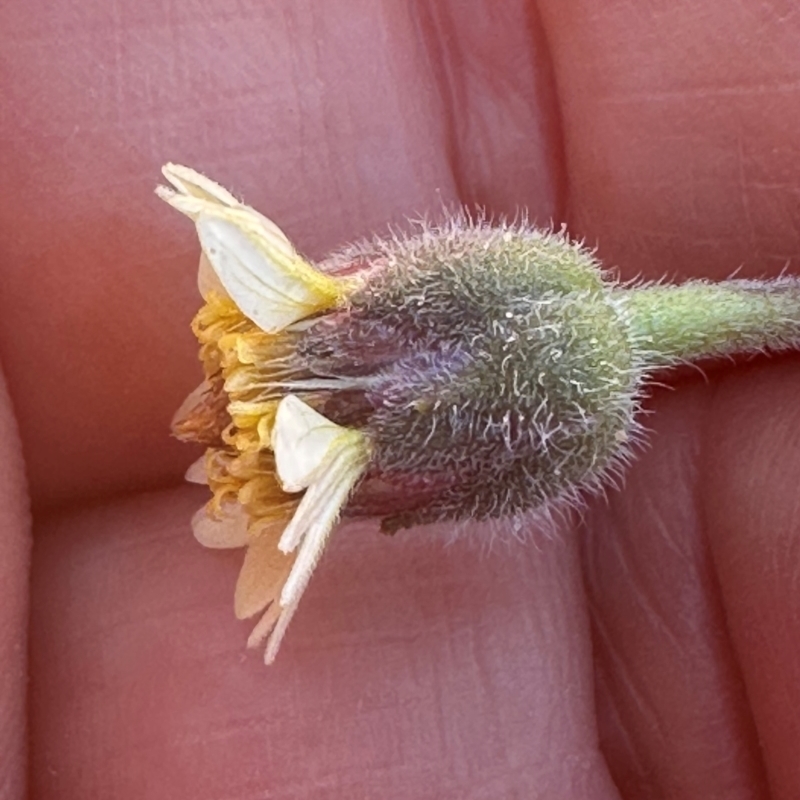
159, 163, 800, 663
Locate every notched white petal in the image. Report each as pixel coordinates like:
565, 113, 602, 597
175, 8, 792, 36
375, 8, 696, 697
159, 164, 294, 257
161, 163, 241, 207
272, 395, 348, 493
197, 215, 333, 333
155, 188, 211, 219
191, 504, 249, 549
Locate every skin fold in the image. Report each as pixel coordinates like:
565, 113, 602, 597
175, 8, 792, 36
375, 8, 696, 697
0, 0, 798, 797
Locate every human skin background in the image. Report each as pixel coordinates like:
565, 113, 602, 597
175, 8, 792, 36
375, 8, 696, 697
0, 0, 799, 797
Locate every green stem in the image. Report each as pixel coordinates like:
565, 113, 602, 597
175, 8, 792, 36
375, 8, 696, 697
619, 278, 800, 367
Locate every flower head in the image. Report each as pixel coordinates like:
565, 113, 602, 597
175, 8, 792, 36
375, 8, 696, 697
160, 163, 800, 663
159, 163, 644, 661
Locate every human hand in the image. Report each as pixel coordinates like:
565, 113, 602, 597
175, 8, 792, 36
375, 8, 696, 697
1, 1, 798, 798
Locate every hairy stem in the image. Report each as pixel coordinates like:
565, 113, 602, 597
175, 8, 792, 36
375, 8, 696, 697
619, 278, 800, 366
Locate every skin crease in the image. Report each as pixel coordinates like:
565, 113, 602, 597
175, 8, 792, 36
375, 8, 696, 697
0, 0, 797, 797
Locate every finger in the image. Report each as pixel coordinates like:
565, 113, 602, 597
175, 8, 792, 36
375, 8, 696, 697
583, 383, 770, 799
30, 486, 620, 799
0, 0, 560, 507
539, 0, 800, 281
702, 362, 800, 800
0, 367, 31, 799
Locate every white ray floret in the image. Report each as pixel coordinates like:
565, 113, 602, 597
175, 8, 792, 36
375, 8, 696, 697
271, 395, 370, 605
157, 163, 350, 332
158, 163, 296, 257
272, 394, 351, 492
159, 162, 242, 208
196, 215, 336, 333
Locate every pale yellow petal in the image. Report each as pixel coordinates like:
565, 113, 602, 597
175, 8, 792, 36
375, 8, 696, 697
272, 395, 347, 493
191, 504, 249, 549
160, 193, 298, 265
233, 524, 294, 619
196, 214, 339, 333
